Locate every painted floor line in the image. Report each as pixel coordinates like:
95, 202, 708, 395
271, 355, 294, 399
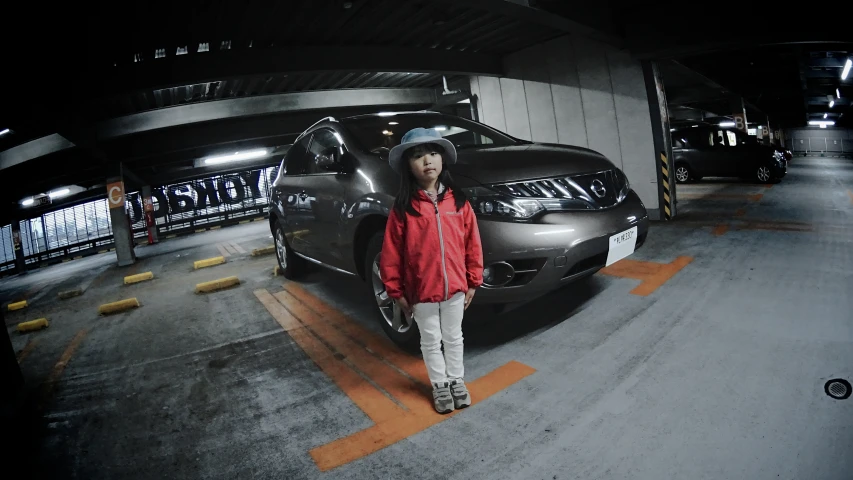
17, 339, 38, 363
253, 287, 537, 472
230, 242, 247, 254
216, 244, 232, 258
600, 256, 694, 296
39, 329, 88, 410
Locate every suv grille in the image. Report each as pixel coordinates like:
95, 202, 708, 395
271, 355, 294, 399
492, 170, 625, 210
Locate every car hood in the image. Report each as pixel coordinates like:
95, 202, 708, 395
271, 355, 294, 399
452, 143, 616, 185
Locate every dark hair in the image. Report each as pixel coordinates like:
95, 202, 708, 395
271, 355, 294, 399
393, 142, 468, 218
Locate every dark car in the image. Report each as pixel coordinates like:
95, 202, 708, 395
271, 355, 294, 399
671, 124, 787, 183
268, 111, 649, 348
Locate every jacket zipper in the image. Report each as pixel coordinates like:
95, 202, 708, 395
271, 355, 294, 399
429, 194, 450, 301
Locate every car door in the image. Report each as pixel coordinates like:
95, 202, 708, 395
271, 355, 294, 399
273, 133, 313, 254
724, 129, 760, 176
295, 128, 349, 267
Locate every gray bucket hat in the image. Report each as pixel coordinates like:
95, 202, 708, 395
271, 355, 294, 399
388, 127, 457, 174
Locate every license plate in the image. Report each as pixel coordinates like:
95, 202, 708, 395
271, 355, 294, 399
605, 226, 637, 266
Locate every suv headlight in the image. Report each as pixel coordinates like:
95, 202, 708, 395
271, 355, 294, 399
463, 186, 544, 219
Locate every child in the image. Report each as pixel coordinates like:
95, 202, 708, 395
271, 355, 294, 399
379, 127, 484, 414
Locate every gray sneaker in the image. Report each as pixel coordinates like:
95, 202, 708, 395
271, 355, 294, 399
450, 379, 471, 409
432, 382, 454, 414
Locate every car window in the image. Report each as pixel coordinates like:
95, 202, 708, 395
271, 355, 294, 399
341, 114, 518, 157
282, 134, 312, 176
726, 130, 738, 147
305, 128, 342, 175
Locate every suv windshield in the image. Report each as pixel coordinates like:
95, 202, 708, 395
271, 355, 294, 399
341, 113, 520, 155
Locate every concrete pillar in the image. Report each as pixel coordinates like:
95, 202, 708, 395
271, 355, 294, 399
731, 98, 748, 133
141, 186, 159, 244
106, 177, 136, 267
10, 221, 26, 275
642, 60, 675, 221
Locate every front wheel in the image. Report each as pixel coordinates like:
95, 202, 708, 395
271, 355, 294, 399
273, 221, 307, 279
364, 231, 420, 352
755, 165, 773, 183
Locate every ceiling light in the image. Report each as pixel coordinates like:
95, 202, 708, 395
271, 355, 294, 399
842, 59, 852, 80
830, 100, 835, 108
49, 188, 70, 199
809, 120, 835, 126
382, 130, 393, 136
0, 128, 10, 136
837, 89, 842, 99
388, 122, 399, 125
719, 121, 735, 127
21, 198, 34, 206
204, 149, 268, 165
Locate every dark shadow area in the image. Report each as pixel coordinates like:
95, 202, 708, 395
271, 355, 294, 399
296, 263, 607, 350
462, 275, 606, 347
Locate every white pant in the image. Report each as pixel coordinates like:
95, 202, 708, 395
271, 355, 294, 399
412, 291, 465, 385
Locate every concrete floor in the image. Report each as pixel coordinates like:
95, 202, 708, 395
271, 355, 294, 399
3, 156, 852, 479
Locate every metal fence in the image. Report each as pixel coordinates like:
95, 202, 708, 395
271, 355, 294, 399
0, 224, 15, 272
790, 137, 849, 154
2, 165, 280, 274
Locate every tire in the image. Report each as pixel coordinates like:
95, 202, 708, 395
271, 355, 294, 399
674, 163, 693, 184
364, 231, 420, 352
273, 220, 307, 279
755, 164, 773, 183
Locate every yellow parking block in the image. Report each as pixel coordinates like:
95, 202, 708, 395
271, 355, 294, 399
58, 288, 83, 300
124, 271, 154, 285
8, 300, 28, 311
194, 256, 226, 270
98, 298, 140, 315
252, 245, 276, 257
195, 276, 240, 294
17, 318, 49, 333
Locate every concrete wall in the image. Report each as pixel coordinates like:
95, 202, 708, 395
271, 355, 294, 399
470, 34, 660, 216
785, 128, 853, 153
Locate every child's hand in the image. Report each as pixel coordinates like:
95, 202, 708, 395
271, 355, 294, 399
396, 296, 412, 318
464, 289, 476, 310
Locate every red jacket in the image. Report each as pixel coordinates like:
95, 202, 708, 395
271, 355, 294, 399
380, 188, 484, 305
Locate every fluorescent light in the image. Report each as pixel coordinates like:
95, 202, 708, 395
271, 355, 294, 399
433, 126, 447, 131
719, 121, 735, 127
837, 89, 841, 99
830, 100, 835, 108
809, 120, 835, 126
49, 188, 70, 198
388, 122, 399, 125
824, 113, 828, 119
21, 198, 34, 206
204, 149, 267, 165
0, 128, 9, 136
842, 59, 852, 80
382, 130, 393, 136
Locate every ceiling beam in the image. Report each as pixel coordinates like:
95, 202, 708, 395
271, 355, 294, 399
0, 88, 440, 173
77, 46, 502, 101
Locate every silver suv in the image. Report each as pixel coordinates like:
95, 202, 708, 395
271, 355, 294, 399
269, 111, 649, 348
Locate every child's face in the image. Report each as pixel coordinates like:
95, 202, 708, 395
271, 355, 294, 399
408, 150, 443, 186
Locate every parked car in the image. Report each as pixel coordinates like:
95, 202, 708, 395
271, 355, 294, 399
269, 111, 649, 348
670, 124, 787, 183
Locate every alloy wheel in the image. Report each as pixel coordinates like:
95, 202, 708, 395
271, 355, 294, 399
757, 166, 771, 183
675, 166, 690, 183
275, 229, 288, 269
371, 253, 412, 333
